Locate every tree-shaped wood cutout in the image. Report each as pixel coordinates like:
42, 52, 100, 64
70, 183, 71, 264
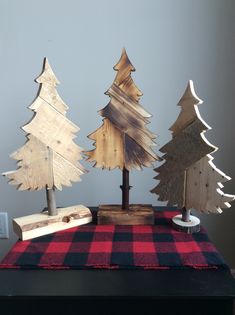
151, 80, 235, 232
85, 48, 160, 225
3, 58, 92, 240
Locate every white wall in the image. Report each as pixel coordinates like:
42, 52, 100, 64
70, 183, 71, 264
0, 0, 235, 267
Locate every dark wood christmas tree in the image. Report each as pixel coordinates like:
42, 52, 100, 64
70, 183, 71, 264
151, 80, 234, 233
85, 48, 160, 225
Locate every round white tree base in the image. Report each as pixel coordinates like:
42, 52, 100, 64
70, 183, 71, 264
172, 214, 200, 233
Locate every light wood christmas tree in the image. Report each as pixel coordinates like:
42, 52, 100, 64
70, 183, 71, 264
151, 80, 235, 232
3, 58, 92, 240
85, 48, 160, 225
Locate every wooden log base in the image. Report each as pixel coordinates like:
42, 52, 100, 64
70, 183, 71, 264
172, 214, 200, 234
13, 205, 92, 240
98, 204, 154, 225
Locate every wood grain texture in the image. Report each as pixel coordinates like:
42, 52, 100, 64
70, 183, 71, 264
4, 135, 53, 191
3, 58, 86, 191
185, 155, 235, 213
23, 101, 83, 165
85, 48, 159, 171
160, 119, 216, 172
31, 84, 68, 115
151, 80, 235, 214
172, 214, 200, 233
3, 135, 84, 191
100, 96, 156, 158
113, 48, 142, 101
151, 119, 215, 207
106, 83, 151, 119
169, 80, 204, 136
125, 135, 157, 170
86, 118, 124, 169
13, 205, 92, 240
35, 58, 60, 86
151, 172, 186, 208
46, 187, 57, 216
98, 204, 154, 225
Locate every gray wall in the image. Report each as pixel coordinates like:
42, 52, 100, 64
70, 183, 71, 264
0, 0, 235, 267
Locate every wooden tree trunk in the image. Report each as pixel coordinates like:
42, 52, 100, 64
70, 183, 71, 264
46, 186, 57, 216
181, 207, 191, 222
120, 168, 131, 210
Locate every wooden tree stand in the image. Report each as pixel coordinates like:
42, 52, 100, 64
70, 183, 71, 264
98, 204, 154, 225
13, 205, 92, 240
98, 169, 154, 225
172, 209, 200, 233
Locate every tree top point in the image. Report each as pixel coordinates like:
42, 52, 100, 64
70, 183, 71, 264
35, 57, 60, 86
113, 48, 136, 72
178, 80, 203, 106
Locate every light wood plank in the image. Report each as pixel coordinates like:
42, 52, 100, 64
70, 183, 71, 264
169, 80, 205, 136
53, 150, 84, 190
185, 155, 235, 213
30, 87, 68, 115
35, 58, 60, 86
3, 135, 53, 191
3, 135, 85, 191
13, 205, 92, 240
23, 101, 82, 165
86, 118, 124, 169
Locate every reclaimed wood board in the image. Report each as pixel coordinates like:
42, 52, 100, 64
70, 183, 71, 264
85, 118, 124, 170
185, 155, 235, 213
13, 205, 92, 240
98, 204, 154, 225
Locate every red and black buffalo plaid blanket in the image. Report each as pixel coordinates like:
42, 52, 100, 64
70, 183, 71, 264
0, 210, 227, 270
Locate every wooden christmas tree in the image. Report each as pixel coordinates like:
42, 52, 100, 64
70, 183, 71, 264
3, 58, 92, 240
151, 80, 235, 232
85, 48, 160, 225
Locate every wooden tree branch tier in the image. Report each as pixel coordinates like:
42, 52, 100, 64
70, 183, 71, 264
151, 80, 235, 233
85, 48, 160, 225
3, 58, 92, 240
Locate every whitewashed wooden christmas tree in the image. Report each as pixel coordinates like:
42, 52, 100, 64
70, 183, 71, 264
3, 58, 92, 240
151, 80, 234, 233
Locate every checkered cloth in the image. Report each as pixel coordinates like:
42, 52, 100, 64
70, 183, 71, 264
0, 210, 227, 270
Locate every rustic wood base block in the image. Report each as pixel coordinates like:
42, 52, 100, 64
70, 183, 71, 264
13, 205, 92, 240
98, 204, 154, 225
172, 214, 200, 233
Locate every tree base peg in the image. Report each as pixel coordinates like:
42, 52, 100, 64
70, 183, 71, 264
12, 205, 92, 240
172, 214, 200, 233
98, 204, 154, 225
